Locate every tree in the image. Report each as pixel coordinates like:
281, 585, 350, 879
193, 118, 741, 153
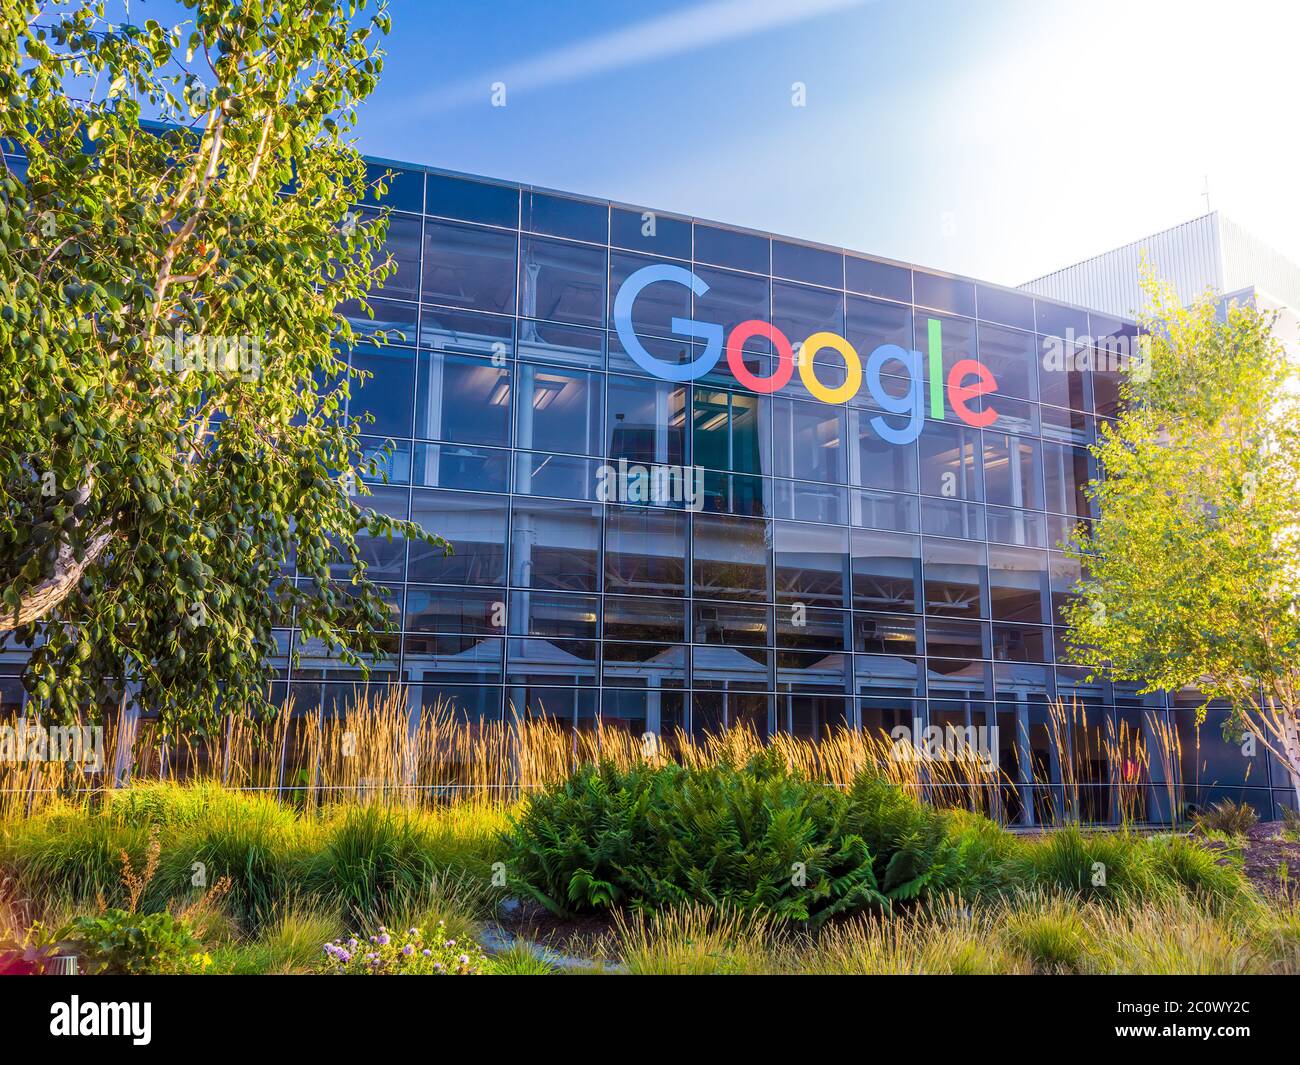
1065, 274, 1300, 808
0, 0, 442, 732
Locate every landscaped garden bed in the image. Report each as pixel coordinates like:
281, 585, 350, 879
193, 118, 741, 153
2, 751, 1296, 976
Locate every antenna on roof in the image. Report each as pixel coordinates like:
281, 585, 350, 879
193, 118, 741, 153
1201, 175, 1212, 214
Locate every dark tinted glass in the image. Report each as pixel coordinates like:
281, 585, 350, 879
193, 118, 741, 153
772, 240, 843, 288
519, 236, 606, 328
976, 285, 1035, 330
1035, 299, 1089, 339
914, 271, 976, 317
364, 163, 423, 212
694, 224, 769, 273
426, 173, 519, 227
845, 256, 910, 302
423, 220, 517, 315
523, 192, 608, 244
611, 207, 691, 260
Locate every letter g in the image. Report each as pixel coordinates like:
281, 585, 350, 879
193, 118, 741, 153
613, 264, 723, 382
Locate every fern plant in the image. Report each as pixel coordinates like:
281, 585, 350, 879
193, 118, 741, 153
502, 751, 979, 925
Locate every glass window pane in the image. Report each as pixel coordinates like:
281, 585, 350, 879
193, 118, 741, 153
419, 306, 514, 360
914, 271, 975, 317
982, 431, 1044, 510
988, 544, 1050, 623
693, 388, 768, 475
423, 219, 517, 315
509, 497, 601, 591
405, 586, 503, 634
693, 600, 771, 646
426, 173, 518, 227
774, 520, 848, 607
604, 505, 687, 597
693, 267, 771, 351
513, 451, 600, 500
977, 322, 1037, 402
350, 346, 415, 437
409, 488, 507, 585
514, 363, 602, 456
772, 240, 842, 288
919, 422, 983, 501
415, 351, 511, 446
507, 590, 598, 639
610, 206, 691, 260
610, 251, 690, 339
693, 513, 770, 602
607, 375, 688, 466
519, 236, 606, 329
516, 319, 604, 370
851, 528, 921, 613
366, 209, 421, 301
603, 595, 686, 642
976, 285, 1035, 330
845, 256, 910, 302
773, 280, 844, 344
694, 223, 769, 273
523, 191, 607, 244
923, 536, 987, 619
854, 413, 918, 493
412, 442, 510, 493
364, 163, 423, 213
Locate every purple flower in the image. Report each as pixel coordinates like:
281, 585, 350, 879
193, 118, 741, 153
402, 944, 414, 957
422, 949, 432, 957
377, 933, 390, 946
408, 927, 418, 937
347, 939, 358, 950
458, 954, 469, 965
433, 961, 444, 972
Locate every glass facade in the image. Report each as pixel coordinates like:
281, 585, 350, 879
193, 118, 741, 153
0, 138, 1288, 823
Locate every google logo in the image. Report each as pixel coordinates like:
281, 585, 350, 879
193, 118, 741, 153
613, 263, 999, 445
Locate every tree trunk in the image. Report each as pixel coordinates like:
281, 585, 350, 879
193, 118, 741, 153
1283, 715, 1300, 813
1, 529, 112, 630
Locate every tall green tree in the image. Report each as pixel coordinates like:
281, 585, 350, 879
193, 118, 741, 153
1065, 275, 1300, 807
0, 0, 440, 731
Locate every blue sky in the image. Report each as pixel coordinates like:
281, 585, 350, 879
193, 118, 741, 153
52, 0, 1300, 287
354, 0, 1299, 287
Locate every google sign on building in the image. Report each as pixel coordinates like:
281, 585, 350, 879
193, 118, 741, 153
614, 263, 999, 444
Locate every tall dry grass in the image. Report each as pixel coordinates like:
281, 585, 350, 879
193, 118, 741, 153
0, 690, 1183, 827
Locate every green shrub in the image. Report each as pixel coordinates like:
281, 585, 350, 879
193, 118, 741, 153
503, 752, 997, 924
502, 760, 667, 915
57, 909, 209, 974
1144, 834, 1248, 908
1003, 898, 1096, 973
305, 805, 449, 922
1194, 799, 1259, 838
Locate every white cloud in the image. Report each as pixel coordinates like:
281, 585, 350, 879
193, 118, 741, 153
410, 0, 871, 113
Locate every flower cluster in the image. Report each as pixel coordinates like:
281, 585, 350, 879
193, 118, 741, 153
322, 921, 488, 975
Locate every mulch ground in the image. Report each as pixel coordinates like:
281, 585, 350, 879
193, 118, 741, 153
494, 901, 621, 958
1200, 822, 1300, 902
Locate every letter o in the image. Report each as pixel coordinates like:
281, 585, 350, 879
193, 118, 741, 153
798, 332, 862, 405
726, 320, 794, 394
